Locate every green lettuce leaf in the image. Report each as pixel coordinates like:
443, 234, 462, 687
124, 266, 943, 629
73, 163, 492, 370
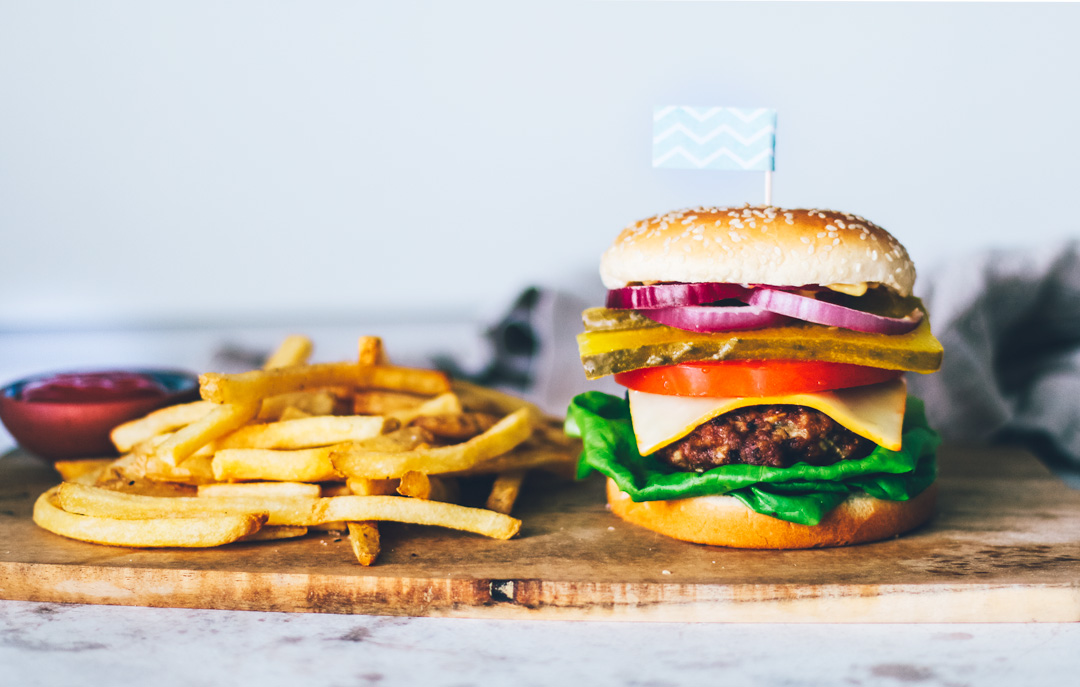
566, 391, 940, 526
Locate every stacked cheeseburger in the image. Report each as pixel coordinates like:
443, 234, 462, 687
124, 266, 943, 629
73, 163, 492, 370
567, 206, 944, 548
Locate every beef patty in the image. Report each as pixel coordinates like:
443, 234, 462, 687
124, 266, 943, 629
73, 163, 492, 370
654, 405, 874, 471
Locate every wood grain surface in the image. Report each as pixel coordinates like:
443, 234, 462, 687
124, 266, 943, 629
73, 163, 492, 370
1, 445, 1078, 622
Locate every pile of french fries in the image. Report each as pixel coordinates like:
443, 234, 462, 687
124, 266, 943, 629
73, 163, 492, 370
33, 335, 579, 566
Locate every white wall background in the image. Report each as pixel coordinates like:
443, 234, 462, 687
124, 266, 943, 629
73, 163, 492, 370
2, 1, 1079, 330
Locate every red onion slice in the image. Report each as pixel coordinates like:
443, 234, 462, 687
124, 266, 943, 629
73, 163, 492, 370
606, 282, 749, 310
747, 287, 923, 334
642, 304, 789, 333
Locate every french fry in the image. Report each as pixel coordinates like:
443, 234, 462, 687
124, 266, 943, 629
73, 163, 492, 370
485, 469, 526, 515
452, 379, 545, 422
410, 412, 500, 441
331, 408, 532, 479
142, 453, 217, 485
277, 407, 313, 421
212, 446, 343, 483
200, 363, 449, 405
385, 392, 464, 425
347, 521, 380, 566
34, 488, 266, 548
257, 389, 340, 422
347, 478, 400, 496
238, 526, 309, 542
396, 471, 459, 503
110, 400, 215, 453
197, 482, 322, 499
53, 458, 114, 485
207, 415, 390, 452
152, 402, 259, 466
353, 389, 427, 416
447, 444, 577, 478
57, 483, 521, 539
357, 336, 388, 366
263, 335, 314, 370
93, 454, 200, 496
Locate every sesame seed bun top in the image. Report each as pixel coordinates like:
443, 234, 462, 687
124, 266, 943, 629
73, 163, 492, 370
599, 206, 916, 297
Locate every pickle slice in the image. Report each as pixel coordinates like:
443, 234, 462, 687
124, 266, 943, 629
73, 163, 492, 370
577, 308, 943, 379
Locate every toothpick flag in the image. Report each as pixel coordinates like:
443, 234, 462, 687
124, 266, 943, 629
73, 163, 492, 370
652, 106, 778, 204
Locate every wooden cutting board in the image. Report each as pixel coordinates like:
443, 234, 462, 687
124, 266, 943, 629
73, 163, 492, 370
1, 445, 1078, 622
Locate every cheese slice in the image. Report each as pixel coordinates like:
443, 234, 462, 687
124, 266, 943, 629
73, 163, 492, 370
628, 377, 908, 456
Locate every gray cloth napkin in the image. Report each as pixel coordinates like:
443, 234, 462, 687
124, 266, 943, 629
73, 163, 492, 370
909, 241, 1080, 466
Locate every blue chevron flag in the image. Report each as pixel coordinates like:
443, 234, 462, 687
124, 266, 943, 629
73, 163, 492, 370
652, 106, 777, 171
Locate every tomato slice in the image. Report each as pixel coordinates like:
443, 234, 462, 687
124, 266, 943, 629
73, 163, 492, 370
614, 360, 902, 398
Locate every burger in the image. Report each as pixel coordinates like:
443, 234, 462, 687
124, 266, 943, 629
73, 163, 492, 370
566, 206, 943, 548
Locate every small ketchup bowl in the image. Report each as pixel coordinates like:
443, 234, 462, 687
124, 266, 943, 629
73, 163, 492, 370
0, 369, 200, 460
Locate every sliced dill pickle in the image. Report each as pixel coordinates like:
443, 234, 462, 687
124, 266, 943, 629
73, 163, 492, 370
577, 309, 943, 379
581, 307, 660, 332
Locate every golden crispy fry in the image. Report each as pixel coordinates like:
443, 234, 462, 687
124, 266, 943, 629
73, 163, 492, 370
409, 412, 500, 442
277, 406, 313, 421
257, 389, 340, 422
451, 379, 544, 421
385, 392, 464, 425
57, 483, 520, 539
211, 446, 342, 483
209, 415, 390, 452
396, 471, 459, 503
345, 426, 433, 453
263, 335, 314, 370
200, 363, 449, 405
53, 458, 114, 485
197, 481, 322, 499
357, 336, 388, 366
93, 454, 201, 495
447, 444, 577, 478
331, 408, 532, 479
152, 402, 259, 466
142, 453, 217, 485
35, 488, 266, 548
485, 469, 526, 515
346, 478, 400, 496
110, 400, 215, 453
352, 389, 426, 415
347, 521, 380, 566
451, 380, 578, 451
237, 525, 308, 542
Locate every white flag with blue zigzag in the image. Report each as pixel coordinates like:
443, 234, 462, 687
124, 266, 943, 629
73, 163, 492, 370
653, 106, 777, 171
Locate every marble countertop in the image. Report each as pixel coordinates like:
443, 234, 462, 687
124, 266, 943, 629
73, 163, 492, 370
3, 600, 1079, 687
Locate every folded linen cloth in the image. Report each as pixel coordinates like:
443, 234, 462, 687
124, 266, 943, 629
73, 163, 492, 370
908, 241, 1080, 466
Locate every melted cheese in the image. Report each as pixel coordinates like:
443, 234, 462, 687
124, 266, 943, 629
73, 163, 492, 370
824, 282, 869, 297
628, 378, 907, 456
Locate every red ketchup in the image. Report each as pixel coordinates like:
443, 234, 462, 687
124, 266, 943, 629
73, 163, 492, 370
20, 371, 169, 404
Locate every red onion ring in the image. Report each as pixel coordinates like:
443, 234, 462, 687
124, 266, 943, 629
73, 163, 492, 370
606, 282, 749, 310
642, 304, 789, 333
747, 287, 923, 334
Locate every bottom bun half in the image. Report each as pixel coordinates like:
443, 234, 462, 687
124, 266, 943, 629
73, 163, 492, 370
606, 479, 937, 549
